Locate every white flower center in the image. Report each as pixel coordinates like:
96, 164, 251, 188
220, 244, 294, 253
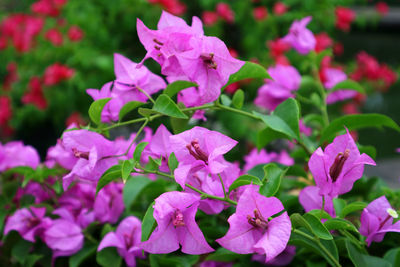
387, 208, 398, 219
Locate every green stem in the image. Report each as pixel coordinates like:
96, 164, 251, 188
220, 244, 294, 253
339, 230, 367, 253
137, 87, 155, 104
136, 168, 237, 206
321, 195, 326, 218
214, 102, 261, 120
218, 173, 227, 199
310, 53, 329, 127
293, 229, 341, 267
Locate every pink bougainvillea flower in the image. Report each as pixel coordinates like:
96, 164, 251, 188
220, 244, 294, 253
61, 129, 120, 189
94, 182, 124, 224
252, 245, 296, 266
169, 126, 237, 188
98, 216, 144, 267
243, 148, 293, 173
141, 191, 214, 254
335, 7, 355, 32
4, 207, 51, 242
142, 124, 172, 172
44, 219, 84, 258
0, 141, 40, 171
298, 186, 335, 217
15, 181, 54, 204
254, 64, 301, 110
200, 261, 232, 267
322, 68, 357, 104
175, 36, 244, 104
53, 182, 95, 228
282, 16, 316, 55
309, 129, 375, 198
360, 196, 400, 246
216, 186, 291, 261
113, 53, 166, 98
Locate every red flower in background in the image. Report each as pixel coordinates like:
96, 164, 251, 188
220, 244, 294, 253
45, 28, 63, 46
0, 14, 44, 52
22, 77, 47, 110
273, 2, 287, 16
3, 62, 19, 91
376, 2, 389, 16
67, 26, 84, 42
202, 11, 219, 26
148, 0, 186, 15
216, 3, 235, 23
333, 42, 344, 56
335, 7, 355, 32
0, 36, 7, 50
253, 6, 268, 21
43, 63, 74, 86
267, 38, 290, 59
378, 64, 397, 91
65, 112, 86, 127
31, 0, 67, 17
315, 32, 333, 53
0, 96, 13, 126
354, 51, 381, 80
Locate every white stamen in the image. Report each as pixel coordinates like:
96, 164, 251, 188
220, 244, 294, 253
387, 208, 398, 219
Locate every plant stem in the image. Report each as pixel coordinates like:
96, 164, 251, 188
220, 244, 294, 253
137, 87, 155, 104
321, 195, 326, 217
214, 102, 261, 120
218, 173, 227, 198
136, 167, 237, 206
293, 229, 341, 267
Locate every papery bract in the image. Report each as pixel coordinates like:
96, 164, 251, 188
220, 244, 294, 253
255, 64, 301, 110
0, 141, 40, 171
299, 186, 335, 217
98, 216, 144, 267
309, 129, 375, 198
216, 186, 291, 262
142, 124, 172, 172
360, 196, 400, 246
323, 68, 358, 104
140, 191, 214, 254
44, 219, 84, 258
169, 126, 237, 188
282, 16, 316, 55
243, 148, 293, 173
94, 182, 124, 224
4, 207, 51, 242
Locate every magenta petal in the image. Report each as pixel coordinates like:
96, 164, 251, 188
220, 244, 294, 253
253, 212, 292, 262
140, 221, 179, 254
177, 204, 214, 254
98, 232, 125, 251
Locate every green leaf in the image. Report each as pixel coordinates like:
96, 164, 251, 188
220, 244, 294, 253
149, 156, 162, 167
118, 101, 144, 121
138, 107, 158, 118
253, 98, 300, 140
223, 61, 271, 89
168, 153, 179, 174
232, 89, 244, 109
133, 142, 149, 163
220, 94, 232, 106
324, 218, 359, 233
259, 163, 287, 197
88, 98, 111, 125
153, 94, 188, 119
303, 213, 333, 240
340, 202, 367, 218
320, 114, 400, 142
11, 239, 32, 265
96, 248, 122, 267
346, 240, 391, 267
256, 127, 287, 149
25, 254, 43, 267
96, 165, 121, 193
330, 79, 365, 94
228, 175, 262, 192
141, 201, 156, 242
123, 176, 152, 210
69, 242, 97, 267
290, 228, 339, 266
164, 80, 197, 97
121, 160, 135, 182
384, 248, 400, 267
205, 248, 243, 262
333, 198, 346, 217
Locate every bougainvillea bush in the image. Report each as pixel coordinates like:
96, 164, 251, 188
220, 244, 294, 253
1, 2, 400, 267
